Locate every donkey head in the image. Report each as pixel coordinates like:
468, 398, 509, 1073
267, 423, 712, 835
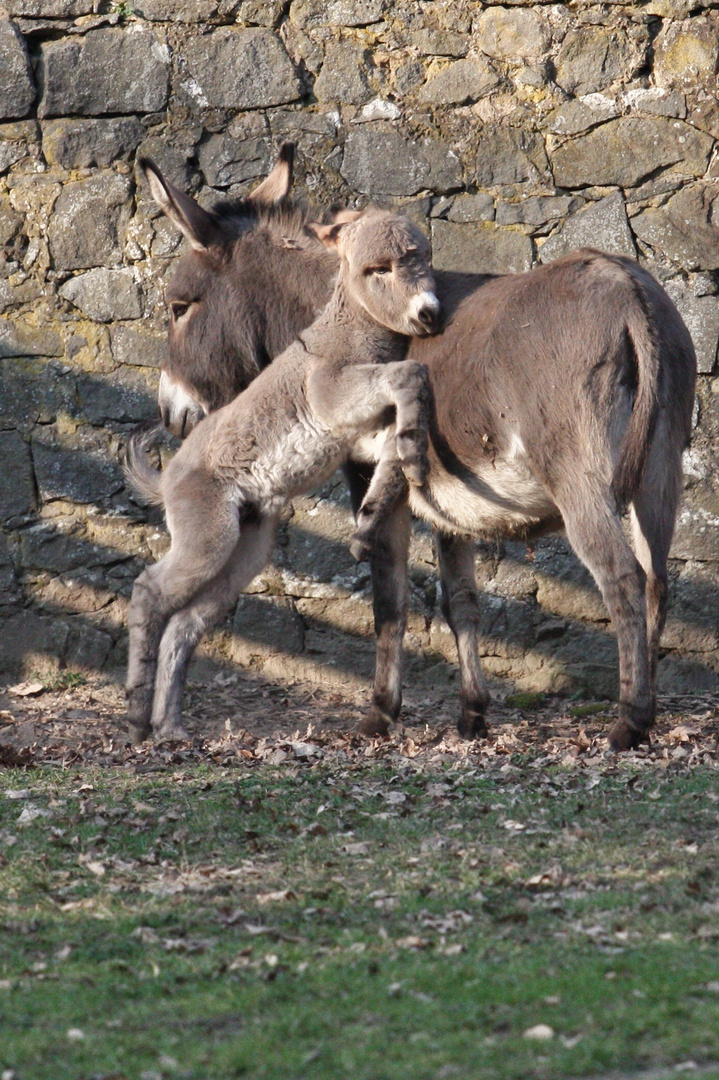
315, 209, 441, 337
140, 145, 336, 437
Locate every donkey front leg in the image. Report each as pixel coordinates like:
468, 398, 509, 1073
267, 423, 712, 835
436, 533, 491, 738
360, 500, 411, 737
308, 360, 431, 487
150, 515, 279, 740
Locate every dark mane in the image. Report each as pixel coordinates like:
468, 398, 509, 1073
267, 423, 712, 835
207, 195, 319, 246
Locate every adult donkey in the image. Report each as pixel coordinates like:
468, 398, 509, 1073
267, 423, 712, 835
139, 146, 696, 751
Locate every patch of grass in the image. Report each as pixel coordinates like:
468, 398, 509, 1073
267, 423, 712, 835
569, 703, 610, 719
36, 671, 88, 692
504, 691, 545, 710
1, 759, 719, 1078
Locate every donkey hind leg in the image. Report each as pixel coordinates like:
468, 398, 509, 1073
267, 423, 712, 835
126, 494, 239, 744
559, 494, 651, 751
436, 533, 491, 738
356, 500, 411, 737
628, 433, 684, 724
150, 515, 279, 740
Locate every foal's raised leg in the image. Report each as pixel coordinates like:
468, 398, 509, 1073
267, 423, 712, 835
150, 515, 279, 740
436, 533, 491, 738
558, 492, 651, 751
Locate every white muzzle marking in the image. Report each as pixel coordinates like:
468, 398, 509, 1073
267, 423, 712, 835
158, 370, 208, 438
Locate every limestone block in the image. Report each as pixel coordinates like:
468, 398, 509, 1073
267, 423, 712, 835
534, 539, 608, 623
664, 279, 719, 373
198, 127, 271, 188
231, 595, 305, 662
38, 28, 170, 118
0, 358, 77, 428
622, 87, 686, 120
290, 0, 387, 28
689, 96, 719, 140
313, 42, 374, 106
539, 192, 636, 263
446, 193, 495, 222
0, 20, 35, 120
654, 15, 719, 89
417, 59, 499, 106
65, 622, 114, 672
431, 221, 533, 274
0, 194, 23, 245
19, 521, 124, 573
410, 29, 469, 57
496, 194, 581, 228
5, 1, 94, 13
32, 431, 124, 504
42, 117, 144, 170
341, 126, 462, 195
76, 368, 155, 424
48, 174, 132, 271
0, 610, 70, 678
60, 268, 142, 323
672, 499, 719, 561
0, 319, 63, 358
554, 27, 636, 96
475, 6, 551, 61
110, 325, 166, 368
181, 29, 302, 111
551, 118, 713, 189
133, 0, 224, 18
0, 430, 34, 521
236, 1, 287, 26
546, 96, 619, 137
656, 654, 719, 695
631, 185, 719, 272
476, 127, 548, 186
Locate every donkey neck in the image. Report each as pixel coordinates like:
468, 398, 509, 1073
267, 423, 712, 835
304, 276, 408, 366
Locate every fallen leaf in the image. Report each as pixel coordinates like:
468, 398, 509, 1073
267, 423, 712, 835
66, 1028, 85, 1041
256, 889, 296, 904
523, 1024, 554, 1041
8, 681, 45, 697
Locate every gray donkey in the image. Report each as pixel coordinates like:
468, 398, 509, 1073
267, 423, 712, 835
124, 209, 440, 743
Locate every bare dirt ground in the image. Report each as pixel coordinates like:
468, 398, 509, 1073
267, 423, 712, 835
1, 668, 718, 775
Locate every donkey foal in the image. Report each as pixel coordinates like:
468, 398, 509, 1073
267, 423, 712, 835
124, 209, 440, 743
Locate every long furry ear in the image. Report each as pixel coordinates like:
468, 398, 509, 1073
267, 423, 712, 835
139, 157, 220, 252
308, 209, 364, 250
249, 142, 295, 206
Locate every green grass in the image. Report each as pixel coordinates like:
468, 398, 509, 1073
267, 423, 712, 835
1, 758, 719, 1079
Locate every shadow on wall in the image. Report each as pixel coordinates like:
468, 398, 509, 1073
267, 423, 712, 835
1, 367, 718, 699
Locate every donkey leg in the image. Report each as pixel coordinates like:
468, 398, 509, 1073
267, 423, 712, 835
629, 431, 683, 713
126, 563, 173, 744
151, 516, 279, 740
126, 482, 240, 743
357, 500, 411, 737
436, 533, 491, 738
350, 445, 408, 563
560, 495, 651, 751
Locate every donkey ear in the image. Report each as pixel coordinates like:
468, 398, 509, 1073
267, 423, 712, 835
308, 221, 347, 250
138, 157, 220, 252
330, 208, 364, 225
248, 143, 295, 206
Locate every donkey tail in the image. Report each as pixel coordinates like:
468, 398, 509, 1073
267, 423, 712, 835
610, 267, 661, 510
124, 419, 165, 507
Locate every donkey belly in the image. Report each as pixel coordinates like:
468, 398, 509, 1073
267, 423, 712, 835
410, 445, 560, 538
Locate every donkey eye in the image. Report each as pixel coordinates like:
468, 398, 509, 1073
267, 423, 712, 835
170, 301, 191, 320
366, 265, 392, 277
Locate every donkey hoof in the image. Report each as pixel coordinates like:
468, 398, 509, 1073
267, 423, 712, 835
154, 723, 190, 743
607, 720, 650, 752
357, 715, 390, 737
128, 720, 151, 746
401, 457, 428, 487
350, 533, 372, 562
457, 712, 489, 740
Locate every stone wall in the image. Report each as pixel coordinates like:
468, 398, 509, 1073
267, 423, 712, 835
1, 0, 718, 702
